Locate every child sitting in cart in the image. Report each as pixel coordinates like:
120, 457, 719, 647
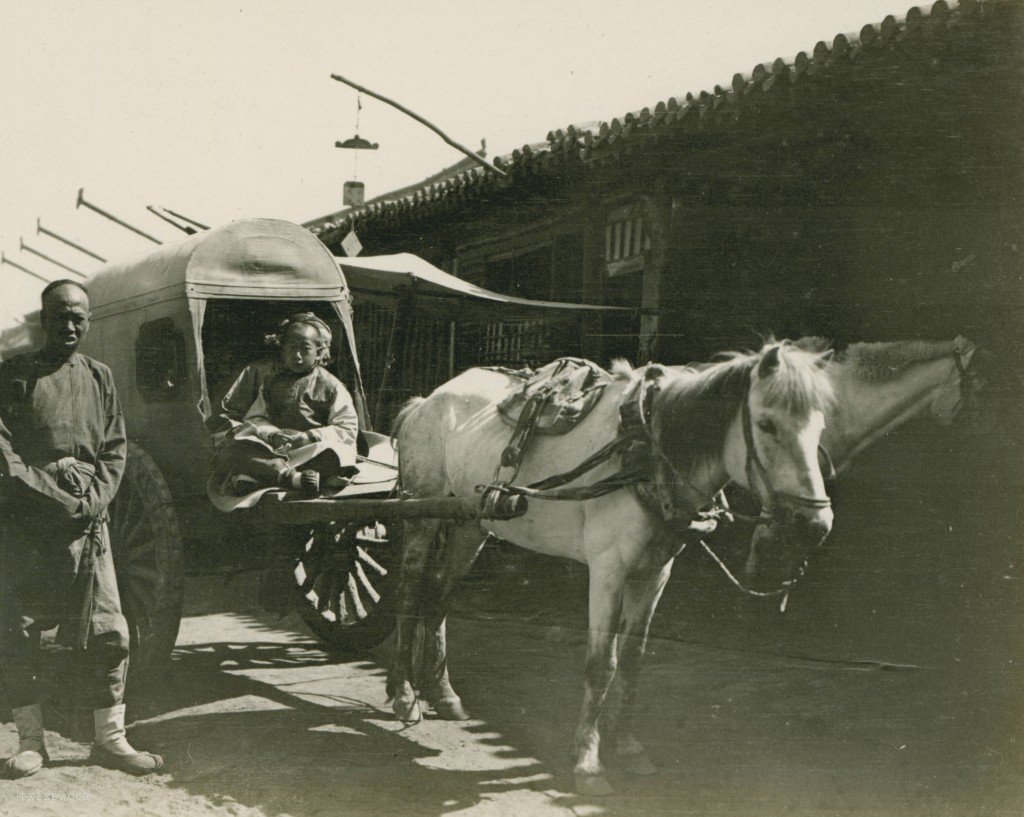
213, 313, 359, 498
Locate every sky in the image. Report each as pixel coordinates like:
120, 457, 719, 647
0, 0, 906, 327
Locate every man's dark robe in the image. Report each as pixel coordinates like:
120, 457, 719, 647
0, 350, 129, 653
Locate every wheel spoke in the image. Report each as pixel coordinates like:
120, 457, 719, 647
293, 515, 396, 649
347, 574, 368, 620
357, 546, 387, 577
334, 578, 348, 623
298, 566, 317, 594
314, 575, 329, 613
354, 561, 380, 604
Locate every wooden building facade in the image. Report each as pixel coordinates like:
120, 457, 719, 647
308, 0, 1022, 379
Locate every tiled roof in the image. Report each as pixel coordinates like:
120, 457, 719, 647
303, 153, 484, 234
310, 0, 1014, 245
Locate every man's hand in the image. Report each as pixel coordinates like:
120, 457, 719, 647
269, 430, 310, 452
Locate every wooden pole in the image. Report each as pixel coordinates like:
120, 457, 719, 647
76, 188, 163, 244
330, 73, 507, 178
256, 493, 527, 524
1, 252, 50, 284
448, 320, 456, 379
146, 205, 198, 235
159, 205, 208, 230
37, 220, 107, 263
19, 239, 85, 278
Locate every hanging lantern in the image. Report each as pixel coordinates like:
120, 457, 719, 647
336, 92, 378, 207
335, 136, 379, 150
343, 181, 365, 206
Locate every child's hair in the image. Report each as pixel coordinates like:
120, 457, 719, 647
267, 312, 334, 365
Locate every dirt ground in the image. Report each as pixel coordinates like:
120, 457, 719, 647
1, 573, 1022, 817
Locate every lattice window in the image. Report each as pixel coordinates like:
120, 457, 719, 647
604, 206, 650, 277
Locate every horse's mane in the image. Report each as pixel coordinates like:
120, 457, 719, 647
794, 337, 955, 383
654, 343, 833, 471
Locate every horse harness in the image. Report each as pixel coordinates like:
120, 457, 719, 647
486, 361, 828, 539
482, 359, 840, 603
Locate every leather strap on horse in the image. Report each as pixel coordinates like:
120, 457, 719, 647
500, 384, 554, 469
494, 433, 646, 502
484, 369, 724, 540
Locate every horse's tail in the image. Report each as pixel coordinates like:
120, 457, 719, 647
392, 396, 427, 441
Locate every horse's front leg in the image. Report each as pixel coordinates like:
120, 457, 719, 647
609, 555, 674, 776
573, 555, 626, 796
388, 518, 441, 724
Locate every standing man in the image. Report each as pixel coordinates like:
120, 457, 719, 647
0, 279, 162, 778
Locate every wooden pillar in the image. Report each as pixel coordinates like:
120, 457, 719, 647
639, 194, 671, 362
579, 208, 607, 361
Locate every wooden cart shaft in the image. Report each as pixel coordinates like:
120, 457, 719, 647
257, 491, 527, 525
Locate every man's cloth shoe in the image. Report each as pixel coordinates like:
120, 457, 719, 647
91, 704, 164, 776
88, 744, 164, 776
2, 748, 48, 779
2, 704, 48, 778
279, 467, 320, 495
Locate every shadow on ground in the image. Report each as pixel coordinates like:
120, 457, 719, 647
117, 621, 596, 817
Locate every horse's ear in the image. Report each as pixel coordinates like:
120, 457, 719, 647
644, 364, 666, 382
757, 345, 781, 378
953, 335, 977, 355
815, 349, 835, 368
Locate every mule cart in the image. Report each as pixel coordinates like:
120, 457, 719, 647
0, 218, 612, 681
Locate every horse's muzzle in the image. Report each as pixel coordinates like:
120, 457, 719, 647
790, 505, 833, 548
743, 507, 833, 593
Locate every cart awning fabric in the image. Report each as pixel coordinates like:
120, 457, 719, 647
337, 253, 627, 319
85, 219, 349, 317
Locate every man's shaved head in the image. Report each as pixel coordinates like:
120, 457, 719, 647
41, 279, 90, 310
40, 279, 91, 358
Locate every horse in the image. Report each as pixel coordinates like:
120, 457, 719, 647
739, 336, 980, 587
386, 340, 835, 795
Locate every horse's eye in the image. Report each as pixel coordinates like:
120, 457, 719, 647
757, 418, 777, 436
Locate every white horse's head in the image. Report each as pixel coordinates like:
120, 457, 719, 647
655, 341, 834, 589
724, 342, 835, 590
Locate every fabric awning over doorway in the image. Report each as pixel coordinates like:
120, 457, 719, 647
337, 253, 627, 320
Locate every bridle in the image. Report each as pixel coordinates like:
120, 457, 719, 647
687, 388, 834, 609
740, 396, 832, 524
950, 345, 978, 417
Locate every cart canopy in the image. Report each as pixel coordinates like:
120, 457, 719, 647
87, 219, 348, 318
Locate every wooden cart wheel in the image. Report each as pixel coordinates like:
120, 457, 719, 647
108, 441, 185, 686
293, 517, 398, 652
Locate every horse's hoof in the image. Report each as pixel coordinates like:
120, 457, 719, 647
392, 696, 422, 725
574, 772, 614, 797
430, 696, 469, 721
